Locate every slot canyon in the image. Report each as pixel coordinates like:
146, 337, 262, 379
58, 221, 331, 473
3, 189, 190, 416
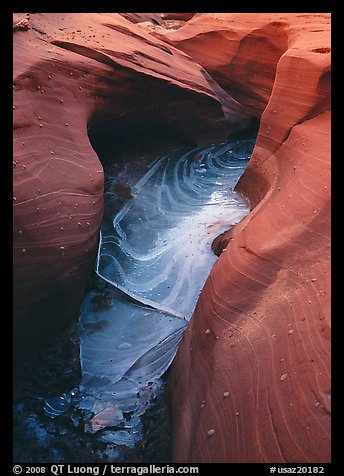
13, 13, 330, 464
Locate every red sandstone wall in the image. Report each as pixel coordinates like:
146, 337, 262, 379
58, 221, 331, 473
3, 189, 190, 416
13, 12, 331, 463
167, 13, 331, 463
13, 13, 249, 357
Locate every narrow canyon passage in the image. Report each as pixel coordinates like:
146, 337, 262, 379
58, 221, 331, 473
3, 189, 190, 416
13, 12, 331, 465
13, 135, 255, 462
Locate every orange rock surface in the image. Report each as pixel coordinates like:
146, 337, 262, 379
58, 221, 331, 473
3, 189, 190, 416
168, 13, 331, 463
13, 12, 331, 463
159, 13, 195, 21
162, 13, 330, 118
13, 13, 249, 358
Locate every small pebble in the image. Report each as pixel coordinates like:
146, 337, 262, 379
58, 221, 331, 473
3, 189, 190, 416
21, 248, 26, 254
13, 105, 16, 110
65, 123, 69, 126
77, 222, 82, 227
280, 373, 288, 381
205, 329, 211, 335
311, 278, 317, 282
50, 151, 55, 155
207, 429, 215, 437
223, 392, 230, 398
288, 330, 294, 335
59, 99, 64, 103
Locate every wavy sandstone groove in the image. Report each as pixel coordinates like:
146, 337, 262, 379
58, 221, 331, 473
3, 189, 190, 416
165, 13, 331, 463
13, 13, 249, 358
13, 12, 330, 463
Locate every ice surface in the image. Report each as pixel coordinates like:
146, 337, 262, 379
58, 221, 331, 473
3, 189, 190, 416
76, 139, 254, 438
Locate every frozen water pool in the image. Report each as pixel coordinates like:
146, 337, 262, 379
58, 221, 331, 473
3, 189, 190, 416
76, 138, 254, 445
13, 136, 255, 462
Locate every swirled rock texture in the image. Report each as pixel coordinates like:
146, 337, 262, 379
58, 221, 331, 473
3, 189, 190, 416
13, 13, 250, 359
159, 13, 195, 21
168, 14, 331, 463
161, 13, 330, 118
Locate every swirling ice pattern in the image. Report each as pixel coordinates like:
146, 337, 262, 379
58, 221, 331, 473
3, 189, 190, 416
98, 139, 253, 316
76, 139, 254, 444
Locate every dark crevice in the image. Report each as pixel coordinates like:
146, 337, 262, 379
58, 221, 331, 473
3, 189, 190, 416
14, 121, 256, 463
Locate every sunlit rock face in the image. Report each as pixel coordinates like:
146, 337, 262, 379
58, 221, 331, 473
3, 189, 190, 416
167, 13, 331, 464
13, 13, 250, 358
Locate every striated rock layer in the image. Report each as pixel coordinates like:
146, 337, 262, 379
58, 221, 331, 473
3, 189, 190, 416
167, 14, 331, 463
13, 13, 250, 358
162, 13, 330, 118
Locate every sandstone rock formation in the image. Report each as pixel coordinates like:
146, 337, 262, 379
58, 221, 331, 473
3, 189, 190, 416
13, 13, 249, 358
162, 13, 330, 118
13, 12, 331, 464
159, 13, 195, 22
166, 13, 331, 463
118, 13, 163, 25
